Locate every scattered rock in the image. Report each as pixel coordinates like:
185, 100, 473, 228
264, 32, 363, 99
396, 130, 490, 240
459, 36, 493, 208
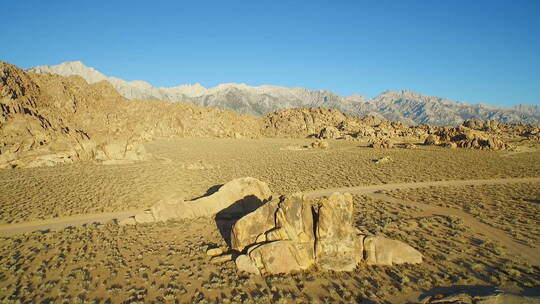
419, 292, 540, 304
374, 156, 391, 164
310, 139, 329, 149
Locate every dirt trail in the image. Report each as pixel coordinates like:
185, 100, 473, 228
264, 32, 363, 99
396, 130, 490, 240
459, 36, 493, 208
0, 210, 139, 236
367, 192, 540, 267
1, 177, 538, 237
304, 177, 540, 198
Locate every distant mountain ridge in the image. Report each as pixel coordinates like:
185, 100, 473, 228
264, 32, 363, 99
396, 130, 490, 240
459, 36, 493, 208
28, 61, 540, 126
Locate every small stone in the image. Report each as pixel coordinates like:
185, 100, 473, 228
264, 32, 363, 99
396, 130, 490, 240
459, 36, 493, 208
210, 254, 233, 264
206, 247, 223, 257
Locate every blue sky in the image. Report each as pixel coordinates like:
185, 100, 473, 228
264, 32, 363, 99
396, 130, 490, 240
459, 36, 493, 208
1, 0, 539, 106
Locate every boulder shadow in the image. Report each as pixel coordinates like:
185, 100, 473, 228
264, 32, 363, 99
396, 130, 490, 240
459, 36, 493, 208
191, 184, 223, 200
214, 195, 268, 247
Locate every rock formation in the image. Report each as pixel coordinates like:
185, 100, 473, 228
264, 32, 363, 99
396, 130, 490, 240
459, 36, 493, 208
0, 62, 261, 168
231, 192, 422, 275
424, 126, 513, 150
121, 177, 272, 224
369, 138, 394, 149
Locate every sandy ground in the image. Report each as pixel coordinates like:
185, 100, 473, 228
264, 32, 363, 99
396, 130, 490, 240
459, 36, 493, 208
0, 138, 539, 303
1, 138, 539, 224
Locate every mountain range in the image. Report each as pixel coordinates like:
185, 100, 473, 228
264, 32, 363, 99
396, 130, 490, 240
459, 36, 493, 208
28, 61, 540, 126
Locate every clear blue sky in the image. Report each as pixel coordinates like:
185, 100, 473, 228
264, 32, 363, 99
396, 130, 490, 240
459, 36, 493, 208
1, 0, 539, 106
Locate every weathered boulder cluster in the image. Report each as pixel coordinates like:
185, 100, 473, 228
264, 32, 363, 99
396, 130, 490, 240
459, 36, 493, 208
423, 126, 513, 150
118, 177, 423, 275
263, 108, 521, 151
263, 108, 425, 140
230, 192, 423, 275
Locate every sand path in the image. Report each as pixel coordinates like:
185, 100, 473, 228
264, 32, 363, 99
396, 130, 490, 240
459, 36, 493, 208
304, 176, 540, 198
1, 177, 539, 242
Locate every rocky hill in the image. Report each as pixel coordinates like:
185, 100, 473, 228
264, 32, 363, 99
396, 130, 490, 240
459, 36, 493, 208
1, 62, 261, 168
29, 61, 540, 126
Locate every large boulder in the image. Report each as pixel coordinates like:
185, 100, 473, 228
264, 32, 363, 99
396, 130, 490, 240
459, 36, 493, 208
183, 177, 272, 219
364, 235, 423, 266
424, 134, 440, 145
248, 240, 314, 274
133, 177, 272, 223
369, 138, 394, 149
315, 193, 363, 271
318, 126, 341, 139
230, 199, 281, 251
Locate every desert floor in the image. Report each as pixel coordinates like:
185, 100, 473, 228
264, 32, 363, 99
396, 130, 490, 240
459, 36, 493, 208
0, 138, 539, 303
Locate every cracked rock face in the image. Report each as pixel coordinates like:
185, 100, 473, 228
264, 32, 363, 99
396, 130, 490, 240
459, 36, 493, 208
231, 192, 423, 275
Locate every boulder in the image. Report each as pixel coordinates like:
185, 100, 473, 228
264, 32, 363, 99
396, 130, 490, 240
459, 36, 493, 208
230, 193, 315, 252
151, 197, 186, 222
151, 177, 272, 222
117, 217, 136, 226
315, 193, 363, 271
441, 142, 457, 149
369, 138, 394, 149
134, 211, 155, 224
206, 247, 224, 257
210, 254, 233, 264
235, 254, 260, 275
364, 235, 423, 266
318, 126, 341, 139
374, 156, 392, 164
310, 139, 329, 149
248, 240, 314, 274
424, 135, 440, 145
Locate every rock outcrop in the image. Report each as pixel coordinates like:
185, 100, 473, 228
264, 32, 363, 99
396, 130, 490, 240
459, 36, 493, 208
424, 126, 513, 150
231, 192, 422, 275
0, 62, 262, 168
121, 177, 272, 224
369, 138, 394, 149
